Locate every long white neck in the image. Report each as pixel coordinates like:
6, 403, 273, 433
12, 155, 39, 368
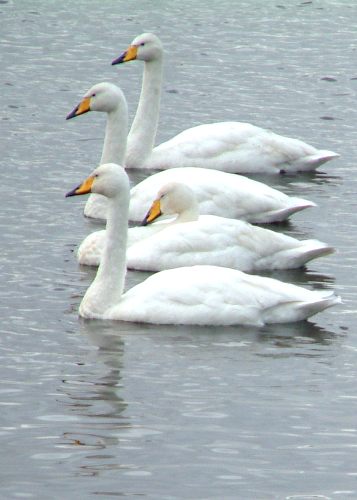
80, 187, 129, 318
100, 107, 127, 164
85, 105, 128, 219
125, 57, 163, 167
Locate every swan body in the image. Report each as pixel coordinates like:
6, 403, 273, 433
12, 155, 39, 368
78, 182, 333, 271
66, 163, 340, 325
112, 32, 339, 174
66, 82, 316, 223
145, 122, 338, 174
77, 222, 169, 267
128, 167, 315, 223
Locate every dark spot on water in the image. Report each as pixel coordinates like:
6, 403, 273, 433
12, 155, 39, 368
200, 52, 208, 56
350, 77, 357, 80
300, 1, 313, 4
276, 5, 286, 9
8, 104, 19, 109
340, 326, 349, 331
0, 0, 8, 4
321, 76, 337, 82
320, 116, 335, 120
76, 136, 101, 143
29, 11, 40, 15
166, 89, 179, 94
5, 82, 14, 86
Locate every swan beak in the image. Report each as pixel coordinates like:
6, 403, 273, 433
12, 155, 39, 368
141, 199, 162, 226
65, 175, 95, 197
66, 96, 91, 120
112, 45, 138, 65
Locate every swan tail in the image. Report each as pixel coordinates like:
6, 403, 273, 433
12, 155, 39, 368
293, 150, 340, 172
258, 240, 335, 269
295, 293, 342, 319
263, 292, 341, 323
251, 197, 316, 223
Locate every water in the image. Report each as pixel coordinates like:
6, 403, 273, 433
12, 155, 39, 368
1, 0, 357, 498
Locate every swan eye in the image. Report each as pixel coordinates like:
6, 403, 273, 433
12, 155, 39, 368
92, 93, 96, 97
139, 42, 145, 46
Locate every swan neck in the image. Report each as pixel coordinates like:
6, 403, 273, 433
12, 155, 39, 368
174, 204, 200, 224
100, 107, 127, 165
82, 191, 129, 315
126, 57, 163, 167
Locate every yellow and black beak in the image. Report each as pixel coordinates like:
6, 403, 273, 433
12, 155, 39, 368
112, 44, 138, 65
66, 96, 91, 120
66, 175, 96, 198
141, 198, 162, 226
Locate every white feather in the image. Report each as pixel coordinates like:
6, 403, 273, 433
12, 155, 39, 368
78, 182, 333, 271
67, 163, 340, 325
116, 33, 339, 174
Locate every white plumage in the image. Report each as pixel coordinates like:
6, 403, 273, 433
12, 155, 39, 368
66, 82, 316, 223
112, 32, 339, 174
128, 166, 315, 223
78, 182, 334, 272
66, 163, 340, 325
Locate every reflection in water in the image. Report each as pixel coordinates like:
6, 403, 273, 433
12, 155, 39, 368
251, 170, 343, 189
256, 319, 339, 353
54, 316, 342, 495
257, 267, 335, 289
59, 321, 129, 469
2, 0, 357, 497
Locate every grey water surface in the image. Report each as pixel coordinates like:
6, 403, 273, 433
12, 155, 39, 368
1, 0, 357, 498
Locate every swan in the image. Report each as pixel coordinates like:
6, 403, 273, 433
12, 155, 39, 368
111, 32, 339, 174
66, 82, 316, 223
66, 83, 128, 219
66, 163, 340, 325
78, 181, 334, 272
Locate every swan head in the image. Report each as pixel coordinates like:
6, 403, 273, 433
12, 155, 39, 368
141, 182, 199, 226
66, 82, 127, 119
112, 33, 163, 65
66, 163, 130, 199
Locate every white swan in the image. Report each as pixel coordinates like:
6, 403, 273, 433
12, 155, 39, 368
111, 32, 339, 174
78, 181, 334, 272
66, 163, 340, 325
66, 83, 128, 219
66, 82, 316, 223
128, 167, 315, 223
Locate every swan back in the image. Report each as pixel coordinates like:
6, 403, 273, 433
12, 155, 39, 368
111, 33, 338, 173
67, 165, 340, 324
